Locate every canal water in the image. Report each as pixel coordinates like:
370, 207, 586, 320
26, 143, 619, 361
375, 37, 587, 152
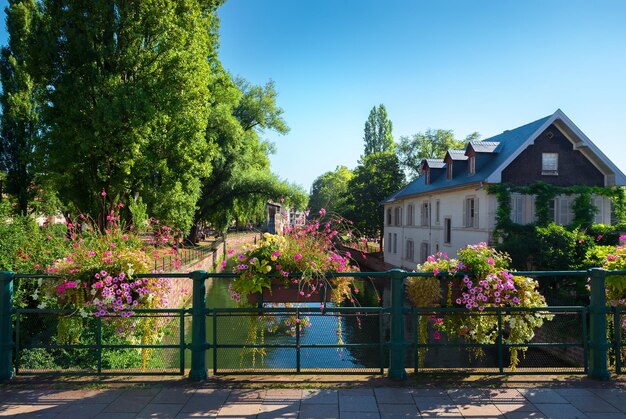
179, 277, 385, 372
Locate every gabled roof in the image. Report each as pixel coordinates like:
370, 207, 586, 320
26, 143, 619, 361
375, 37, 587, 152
422, 159, 445, 169
445, 150, 468, 161
384, 109, 626, 204
468, 141, 501, 154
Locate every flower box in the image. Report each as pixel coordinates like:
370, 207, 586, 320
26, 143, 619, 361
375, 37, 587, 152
246, 279, 329, 303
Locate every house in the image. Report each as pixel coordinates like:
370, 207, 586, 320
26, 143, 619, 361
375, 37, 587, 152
265, 201, 306, 234
383, 109, 626, 269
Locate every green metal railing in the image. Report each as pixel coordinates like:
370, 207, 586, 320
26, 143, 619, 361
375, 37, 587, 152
153, 238, 224, 272
1, 268, 626, 381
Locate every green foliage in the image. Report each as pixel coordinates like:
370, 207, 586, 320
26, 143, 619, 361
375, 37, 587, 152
527, 182, 558, 226
0, 0, 43, 215
129, 197, 149, 234
36, 1, 223, 232
534, 224, 588, 270
196, 75, 293, 233
611, 187, 626, 223
487, 184, 513, 234
571, 192, 597, 228
491, 182, 624, 271
19, 348, 57, 370
363, 104, 394, 156
396, 129, 472, 180
582, 245, 615, 270
347, 152, 405, 239
308, 165, 354, 217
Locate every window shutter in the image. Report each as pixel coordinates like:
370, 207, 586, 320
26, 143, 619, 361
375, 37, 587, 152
559, 197, 570, 225
593, 197, 603, 224
475, 198, 479, 228
462, 199, 467, 228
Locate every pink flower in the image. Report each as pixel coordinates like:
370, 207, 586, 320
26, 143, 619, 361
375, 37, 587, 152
319, 208, 326, 216
101, 190, 106, 197
227, 249, 234, 255
433, 331, 441, 340
432, 268, 440, 276
620, 235, 626, 242
486, 258, 494, 266
294, 253, 302, 261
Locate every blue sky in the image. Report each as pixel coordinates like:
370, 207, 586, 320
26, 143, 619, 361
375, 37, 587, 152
2, 1, 625, 191
217, 0, 626, 190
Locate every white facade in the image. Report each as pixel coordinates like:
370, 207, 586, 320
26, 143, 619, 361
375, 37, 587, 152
384, 190, 612, 269
384, 186, 495, 269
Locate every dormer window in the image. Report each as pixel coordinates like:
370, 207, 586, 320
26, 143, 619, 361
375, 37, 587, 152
424, 169, 430, 185
468, 156, 476, 175
446, 162, 453, 180
542, 153, 558, 175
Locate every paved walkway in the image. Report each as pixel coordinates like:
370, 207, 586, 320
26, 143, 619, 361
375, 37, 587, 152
2, 386, 626, 418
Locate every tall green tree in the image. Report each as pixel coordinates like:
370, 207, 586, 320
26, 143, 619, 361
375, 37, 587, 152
0, 0, 42, 215
38, 0, 222, 231
396, 129, 480, 180
347, 152, 404, 243
193, 75, 295, 235
309, 165, 354, 217
363, 104, 394, 156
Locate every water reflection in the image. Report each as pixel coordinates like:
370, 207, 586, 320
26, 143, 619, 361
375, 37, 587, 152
180, 277, 385, 371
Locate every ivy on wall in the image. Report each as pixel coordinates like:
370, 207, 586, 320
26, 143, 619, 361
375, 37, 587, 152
488, 181, 626, 234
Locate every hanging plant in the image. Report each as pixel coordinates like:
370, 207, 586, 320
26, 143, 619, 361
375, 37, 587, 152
407, 243, 552, 370
228, 209, 361, 366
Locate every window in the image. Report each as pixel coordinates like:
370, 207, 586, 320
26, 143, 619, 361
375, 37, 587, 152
393, 233, 397, 254
394, 207, 402, 226
549, 196, 574, 225
435, 200, 440, 224
420, 242, 430, 263
386, 208, 392, 226
406, 240, 414, 261
558, 196, 574, 226
407, 204, 414, 226
511, 195, 524, 224
468, 156, 476, 175
387, 233, 392, 253
424, 169, 430, 185
593, 196, 604, 224
542, 153, 558, 175
446, 162, 453, 179
444, 218, 451, 244
421, 202, 429, 226
464, 197, 477, 228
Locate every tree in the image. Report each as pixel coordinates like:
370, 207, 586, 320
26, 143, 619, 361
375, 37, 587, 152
38, 1, 222, 231
0, 0, 42, 215
309, 165, 354, 217
192, 75, 295, 236
363, 104, 394, 156
347, 152, 404, 244
396, 129, 480, 180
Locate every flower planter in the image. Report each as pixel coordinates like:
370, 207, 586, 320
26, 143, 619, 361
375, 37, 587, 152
246, 279, 329, 303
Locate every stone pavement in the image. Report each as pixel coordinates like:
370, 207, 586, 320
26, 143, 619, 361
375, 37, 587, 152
2, 386, 626, 418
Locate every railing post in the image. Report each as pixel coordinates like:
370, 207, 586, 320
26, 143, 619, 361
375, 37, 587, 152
588, 268, 610, 380
0, 271, 14, 381
388, 269, 407, 380
189, 270, 208, 381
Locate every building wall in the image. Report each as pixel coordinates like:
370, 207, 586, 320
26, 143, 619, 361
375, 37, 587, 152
384, 187, 494, 269
502, 124, 605, 186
